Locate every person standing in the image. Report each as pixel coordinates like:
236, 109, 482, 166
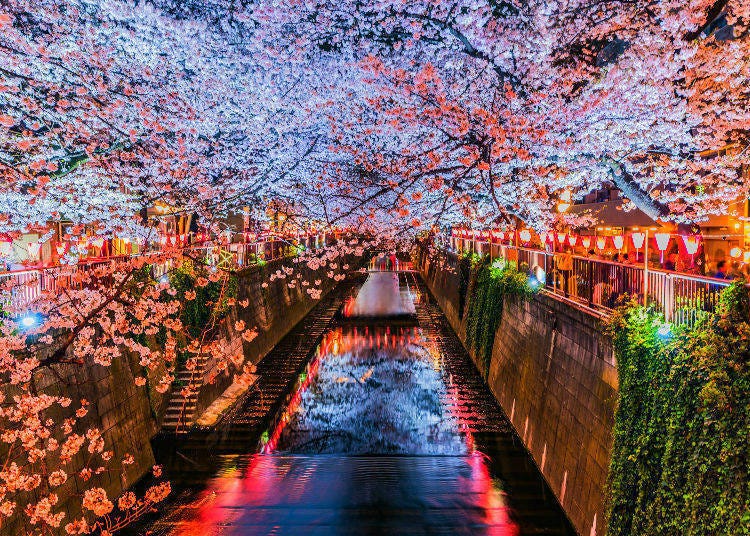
555, 247, 574, 297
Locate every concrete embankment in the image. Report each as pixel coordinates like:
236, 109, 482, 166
418, 248, 617, 536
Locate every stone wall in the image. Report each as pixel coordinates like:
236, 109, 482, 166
195, 256, 354, 416
6, 253, 355, 534
418, 248, 617, 536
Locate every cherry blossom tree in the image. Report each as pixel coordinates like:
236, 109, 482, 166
1, 0, 749, 533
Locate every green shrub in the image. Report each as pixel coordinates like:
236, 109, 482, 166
605, 282, 750, 536
464, 258, 534, 375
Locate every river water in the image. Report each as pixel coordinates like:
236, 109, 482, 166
137, 272, 574, 535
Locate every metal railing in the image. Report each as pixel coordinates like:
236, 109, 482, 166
452, 239, 731, 328
0, 235, 324, 310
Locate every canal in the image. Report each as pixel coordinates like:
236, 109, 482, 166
133, 271, 575, 535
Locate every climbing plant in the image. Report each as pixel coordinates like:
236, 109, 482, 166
605, 282, 750, 536
168, 260, 239, 339
464, 258, 535, 374
457, 251, 481, 318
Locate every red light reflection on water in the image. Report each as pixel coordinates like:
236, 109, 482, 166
165, 325, 520, 535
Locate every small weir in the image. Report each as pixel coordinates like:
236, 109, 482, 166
133, 271, 575, 535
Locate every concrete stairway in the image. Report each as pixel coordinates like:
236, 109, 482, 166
161, 354, 208, 433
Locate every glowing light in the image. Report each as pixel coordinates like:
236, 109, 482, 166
596, 236, 607, 250
730, 246, 742, 258
682, 235, 700, 255
581, 236, 592, 249
556, 232, 566, 244
519, 229, 531, 244
631, 232, 645, 249
27, 241, 41, 260
0, 241, 12, 256
540, 231, 549, 245
21, 314, 37, 328
613, 235, 624, 250
568, 235, 578, 246
657, 323, 672, 338
654, 233, 671, 251
534, 266, 546, 285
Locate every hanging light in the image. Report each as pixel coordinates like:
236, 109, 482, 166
519, 229, 532, 244
596, 236, 607, 250
55, 243, 67, 256
568, 235, 578, 246
631, 232, 646, 250
730, 246, 742, 258
654, 233, 671, 264
27, 241, 41, 260
654, 233, 671, 251
581, 236, 592, 249
682, 235, 700, 256
557, 232, 567, 245
613, 235, 624, 250
540, 231, 550, 245
0, 241, 12, 256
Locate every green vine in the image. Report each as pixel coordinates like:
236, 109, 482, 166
168, 260, 238, 339
605, 282, 750, 536
458, 252, 481, 318
464, 258, 535, 374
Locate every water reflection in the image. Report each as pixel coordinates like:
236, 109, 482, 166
140, 282, 574, 535
271, 326, 466, 455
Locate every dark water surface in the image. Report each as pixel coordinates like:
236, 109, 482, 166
136, 274, 574, 535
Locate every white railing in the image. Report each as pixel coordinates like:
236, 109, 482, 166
0, 235, 324, 311
447, 238, 731, 328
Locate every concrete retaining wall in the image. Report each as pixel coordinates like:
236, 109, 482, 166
6, 254, 353, 533
419, 248, 617, 536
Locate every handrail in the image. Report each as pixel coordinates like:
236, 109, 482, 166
0, 235, 324, 310
443, 238, 731, 328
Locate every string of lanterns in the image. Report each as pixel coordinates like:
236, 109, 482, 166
450, 227, 717, 261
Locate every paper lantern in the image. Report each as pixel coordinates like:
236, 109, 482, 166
55, 243, 66, 256
682, 235, 700, 256
730, 246, 742, 258
596, 236, 607, 250
27, 241, 41, 260
613, 235, 624, 250
631, 232, 645, 249
0, 241, 12, 256
654, 233, 671, 264
497, 231, 505, 241
568, 235, 578, 246
540, 231, 549, 245
654, 233, 671, 251
519, 229, 532, 244
582, 236, 592, 249
557, 232, 566, 244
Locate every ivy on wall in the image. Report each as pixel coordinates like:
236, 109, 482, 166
464, 258, 534, 375
168, 260, 238, 339
605, 282, 750, 536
